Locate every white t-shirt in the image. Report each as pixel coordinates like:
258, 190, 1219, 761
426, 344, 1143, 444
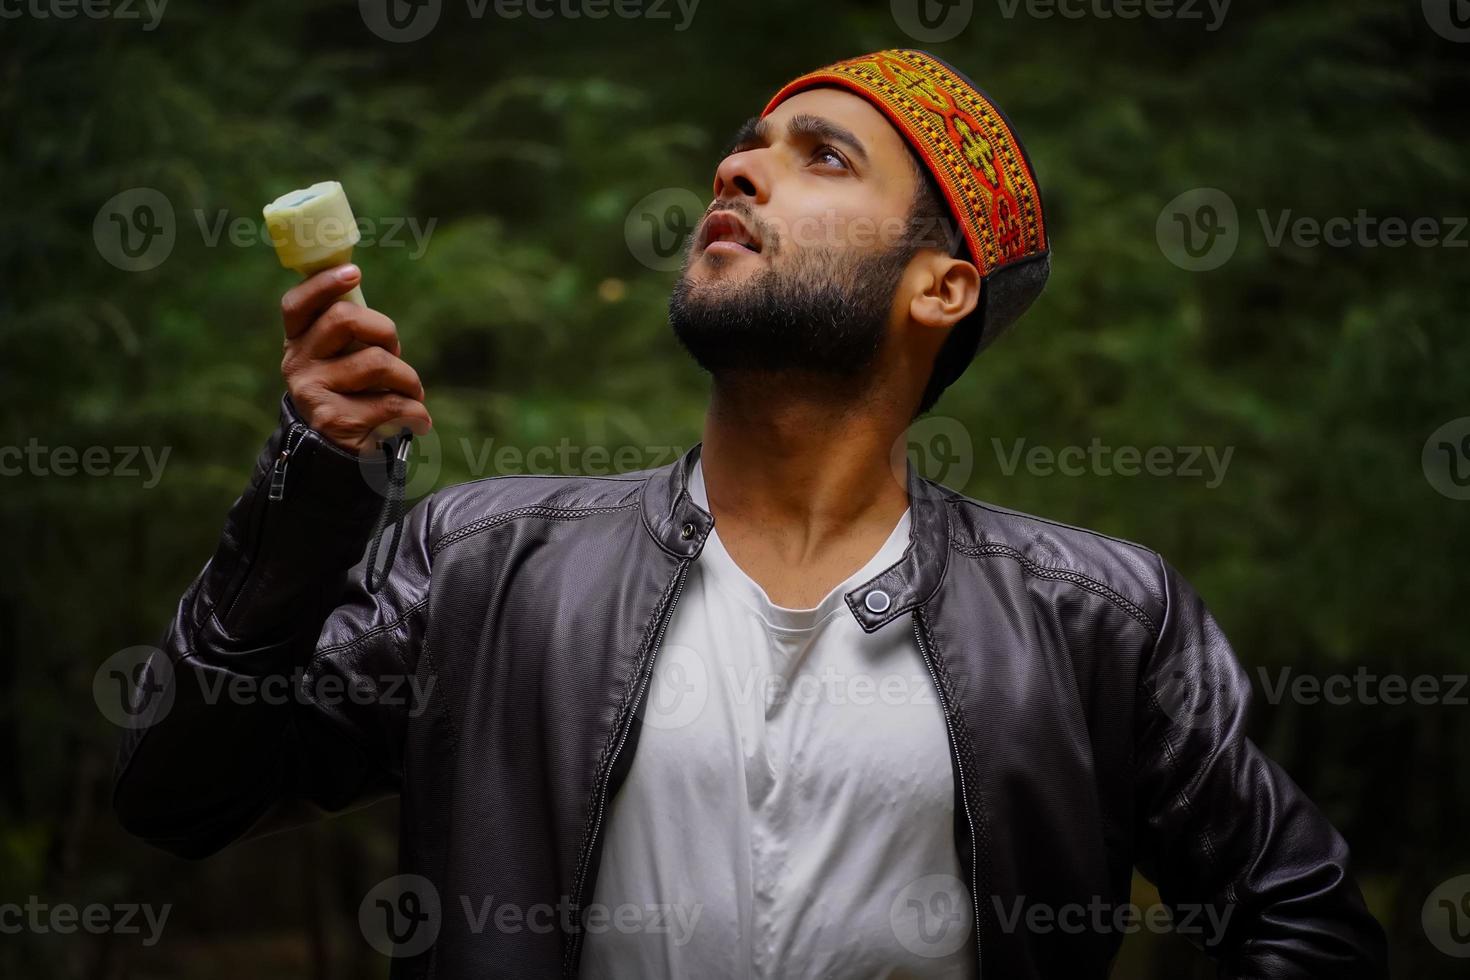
580, 459, 976, 980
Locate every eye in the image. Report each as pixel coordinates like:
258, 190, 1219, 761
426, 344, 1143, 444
812, 145, 850, 170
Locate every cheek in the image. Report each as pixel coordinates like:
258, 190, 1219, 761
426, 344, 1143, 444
773, 194, 910, 256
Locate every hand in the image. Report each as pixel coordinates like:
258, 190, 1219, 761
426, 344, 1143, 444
279, 264, 432, 456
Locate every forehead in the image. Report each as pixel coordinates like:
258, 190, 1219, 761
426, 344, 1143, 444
761, 87, 915, 172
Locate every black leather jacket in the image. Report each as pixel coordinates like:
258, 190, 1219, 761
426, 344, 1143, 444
113, 397, 1389, 979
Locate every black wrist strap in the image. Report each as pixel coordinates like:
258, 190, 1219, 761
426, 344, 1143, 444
365, 433, 412, 595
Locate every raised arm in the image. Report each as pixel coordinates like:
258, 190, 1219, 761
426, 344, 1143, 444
113, 266, 435, 858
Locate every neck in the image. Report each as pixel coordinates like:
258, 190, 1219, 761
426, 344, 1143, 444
698, 371, 912, 562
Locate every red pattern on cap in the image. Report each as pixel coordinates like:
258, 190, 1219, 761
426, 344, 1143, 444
761, 49, 1047, 277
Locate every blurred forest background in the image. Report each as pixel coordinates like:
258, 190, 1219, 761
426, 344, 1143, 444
3, 0, 1468, 977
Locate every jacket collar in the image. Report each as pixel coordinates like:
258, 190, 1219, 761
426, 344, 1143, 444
640, 443, 951, 633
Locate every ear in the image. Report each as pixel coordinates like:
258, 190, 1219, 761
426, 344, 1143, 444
908, 253, 981, 332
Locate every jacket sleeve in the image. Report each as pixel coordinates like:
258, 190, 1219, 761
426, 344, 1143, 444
112, 395, 435, 859
1132, 555, 1388, 979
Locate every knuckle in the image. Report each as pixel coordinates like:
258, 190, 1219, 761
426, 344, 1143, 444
316, 302, 350, 333
321, 410, 357, 436
379, 394, 409, 419
366, 345, 396, 370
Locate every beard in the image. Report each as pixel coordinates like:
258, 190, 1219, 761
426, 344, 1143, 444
667, 233, 911, 381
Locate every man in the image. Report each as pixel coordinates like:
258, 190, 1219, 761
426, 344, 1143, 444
113, 50, 1388, 979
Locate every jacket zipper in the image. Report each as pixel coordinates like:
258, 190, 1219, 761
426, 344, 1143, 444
566, 559, 691, 977
221, 421, 308, 624
912, 611, 983, 979
268, 422, 308, 502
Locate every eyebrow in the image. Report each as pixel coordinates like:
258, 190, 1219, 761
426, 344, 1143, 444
723, 112, 871, 167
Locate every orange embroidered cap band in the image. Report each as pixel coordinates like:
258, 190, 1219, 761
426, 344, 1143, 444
761, 49, 1051, 365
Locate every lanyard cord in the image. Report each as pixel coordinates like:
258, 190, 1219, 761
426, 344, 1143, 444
365, 432, 412, 594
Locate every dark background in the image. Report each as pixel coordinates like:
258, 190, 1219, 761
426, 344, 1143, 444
3, 0, 1468, 976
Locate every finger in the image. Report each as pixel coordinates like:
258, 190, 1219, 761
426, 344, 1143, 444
300, 302, 400, 360
320, 345, 425, 400
280, 264, 362, 339
326, 391, 434, 438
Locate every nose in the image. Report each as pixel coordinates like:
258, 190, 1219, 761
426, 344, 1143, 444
712, 146, 770, 206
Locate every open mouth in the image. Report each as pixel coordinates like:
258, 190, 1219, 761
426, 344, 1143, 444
698, 210, 763, 255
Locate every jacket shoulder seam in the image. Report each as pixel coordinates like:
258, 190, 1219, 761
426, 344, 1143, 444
950, 539, 1159, 638
430, 501, 640, 557
948, 495, 1157, 556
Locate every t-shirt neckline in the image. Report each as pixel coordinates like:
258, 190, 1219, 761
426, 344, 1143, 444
687, 458, 912, 633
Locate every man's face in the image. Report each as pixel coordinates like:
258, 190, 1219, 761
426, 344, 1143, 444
669, 88, 931, 381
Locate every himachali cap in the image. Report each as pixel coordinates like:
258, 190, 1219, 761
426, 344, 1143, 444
761, 49, 1051, 374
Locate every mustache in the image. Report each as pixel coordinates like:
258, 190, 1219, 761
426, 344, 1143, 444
698, 199, 778, 254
